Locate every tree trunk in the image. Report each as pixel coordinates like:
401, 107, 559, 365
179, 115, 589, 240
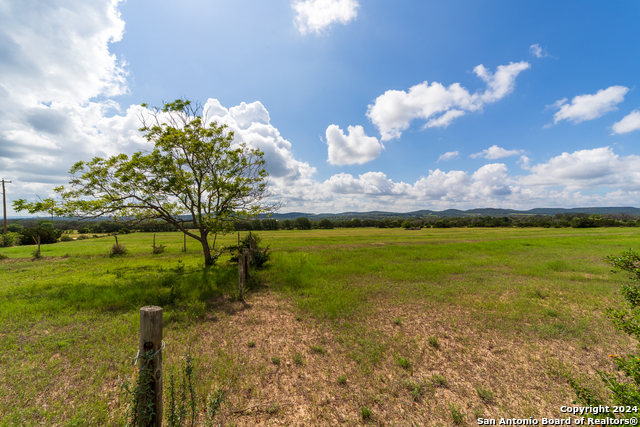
200, 231, 213, 266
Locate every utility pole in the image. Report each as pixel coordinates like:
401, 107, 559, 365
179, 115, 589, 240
2, 179, 11, 235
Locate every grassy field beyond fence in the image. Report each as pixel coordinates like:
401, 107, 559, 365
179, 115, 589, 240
0, 227, 637, 425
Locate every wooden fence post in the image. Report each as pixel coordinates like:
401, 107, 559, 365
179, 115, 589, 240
182, 233, 186, 252
114, 234, 119, 245
249, 232, 254, 260
238, 251, 245, 299
139, 306, 163, 426
37, 235, 41, 256
243, 248, 250, 282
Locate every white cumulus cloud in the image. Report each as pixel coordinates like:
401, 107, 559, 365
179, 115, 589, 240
271, 146, 640, 213
612, 110, 640, 134
203, 99, 316, 182
520, 146, 640, 191
0, 0, 135, 209
529, 44, 550, 58
437, 151, 460, 162
325, 124, 383, 165
293, 0, 359, 35
367, 61, 530, 141
470, 145, 524, 160
549, 86, 629, 125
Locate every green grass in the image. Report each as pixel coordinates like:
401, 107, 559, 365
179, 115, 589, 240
293, 352, 304, 365
360, 406, 372, 420
0, 226, 637, 424
432, 374, 448, 387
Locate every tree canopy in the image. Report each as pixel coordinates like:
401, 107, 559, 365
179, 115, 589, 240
14, 99, 280, 265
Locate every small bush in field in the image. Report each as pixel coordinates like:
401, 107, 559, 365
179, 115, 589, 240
60, 235, 73, 242
110, 244, 127, 257
0, 232, 20, 247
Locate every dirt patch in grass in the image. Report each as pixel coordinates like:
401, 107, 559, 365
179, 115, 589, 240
162, 291, 634, 426
0, 288, 633, 426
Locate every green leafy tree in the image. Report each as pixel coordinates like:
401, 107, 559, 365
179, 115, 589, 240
318, 218, 334, 229
294, 217, 311, 230
13, 197, 62, 220
13, 99, 280, 266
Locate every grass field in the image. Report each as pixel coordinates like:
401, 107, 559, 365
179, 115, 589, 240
0, 227, 638, 426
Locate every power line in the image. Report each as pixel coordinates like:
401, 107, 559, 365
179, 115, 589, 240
2, 179, 12, 235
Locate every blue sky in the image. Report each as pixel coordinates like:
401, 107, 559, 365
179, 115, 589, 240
1, 0, 640, 215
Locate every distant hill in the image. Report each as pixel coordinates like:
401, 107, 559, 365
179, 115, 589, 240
262, 207, 640, 221
10, 206, 640, 222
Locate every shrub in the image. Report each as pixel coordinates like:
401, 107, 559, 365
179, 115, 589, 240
60, 235, 73, 242
0, 232, 21, 247
20, 227, 62, 245
567, 249, 640, 417
110, 244, 127, 257
152, 244, 166, 255
226, 233, 270, 268
77, 234, 90, 240
250, 246, 270, 268
6, 223, 23, 233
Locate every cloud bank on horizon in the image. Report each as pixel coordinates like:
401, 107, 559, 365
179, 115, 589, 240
1, 0, 640, 216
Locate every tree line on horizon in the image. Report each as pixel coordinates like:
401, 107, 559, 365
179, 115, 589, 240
3, 212, 639, 238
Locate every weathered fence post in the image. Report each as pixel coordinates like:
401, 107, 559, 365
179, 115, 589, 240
182, 233, 186, 252
243, 248, 250, 281
37, 235, 41, 256
238, 251, 245, 299
114, 234, 119, 245
249, 232, 254, 260
139, 306, 163, 426
153, 233, 156, 248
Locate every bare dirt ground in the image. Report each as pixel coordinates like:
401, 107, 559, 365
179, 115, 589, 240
167, 290, 632, 426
